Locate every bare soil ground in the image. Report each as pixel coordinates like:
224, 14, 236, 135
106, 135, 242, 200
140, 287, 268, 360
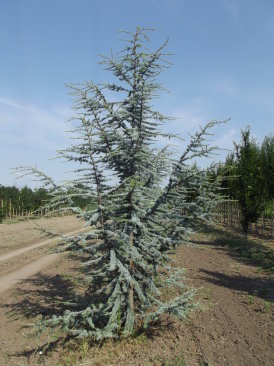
0, 217, 273, 366
0, 216, 82, 255
0, 216, 85, 293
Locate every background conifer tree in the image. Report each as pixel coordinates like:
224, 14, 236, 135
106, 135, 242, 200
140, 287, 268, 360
226, 127, 264, 234
17, 27, 224, 339
260, 133, 274, 201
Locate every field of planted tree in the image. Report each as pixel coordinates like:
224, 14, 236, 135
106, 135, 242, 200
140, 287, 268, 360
0, 216, 273, 365
0, 28, 273, 366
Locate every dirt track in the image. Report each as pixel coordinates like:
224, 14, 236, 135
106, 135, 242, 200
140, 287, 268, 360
0, 227, 84, 264
0, 216, 84, 293
0, 253, 59, 293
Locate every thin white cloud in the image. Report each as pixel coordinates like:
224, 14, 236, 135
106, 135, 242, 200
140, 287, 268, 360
267, 17, 274, 32
0, 96, 72, 151
222, 0, 240, 22
206, 75, 274, 114
148, 0, 186, 21
214, 127, 239, 150
163, 97, 219, 136
0, 96, 75, 187
159, 101, 233, 165
0, 96, 24, 110
207, 75, 241, 98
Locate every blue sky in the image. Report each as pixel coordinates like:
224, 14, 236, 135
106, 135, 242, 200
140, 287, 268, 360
0, 0, 273, 187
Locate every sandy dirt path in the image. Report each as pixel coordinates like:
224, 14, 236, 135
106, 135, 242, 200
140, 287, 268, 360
0, 228, 89, 294
0, 253, 59, 293
0, 227, 86, 264
0, 217, 87, 294
0, 216, 83, 255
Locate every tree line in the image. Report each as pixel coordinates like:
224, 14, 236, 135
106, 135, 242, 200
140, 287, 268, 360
0, 184, 95, 222
0, 185, 49, 211
0, 185, 49, 219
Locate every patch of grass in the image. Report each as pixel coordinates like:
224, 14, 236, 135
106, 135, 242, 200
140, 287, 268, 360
60, 273, 86, 287
202, 288, 212, 300
3, 218, 22, 225
247, 295, 255, 305
233, 246, 273, 271
57, 332, 149, 366
61, 350, 78, 366
133, 332, 148, 345
212, 229, 274, 272
263, 300, 271, 313
57, 339, 90, 366
158, 354, 186, 366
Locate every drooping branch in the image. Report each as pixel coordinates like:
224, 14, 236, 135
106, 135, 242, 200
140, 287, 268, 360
145, 120, 227, 219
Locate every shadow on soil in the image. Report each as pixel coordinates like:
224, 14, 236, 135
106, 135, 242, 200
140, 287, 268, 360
192, 225, 274, 272
0, 273, 91, 361
2, 273, 84, 319
11, 337, 69, 365
0, 273, 170, 363
199, 269, 274, 302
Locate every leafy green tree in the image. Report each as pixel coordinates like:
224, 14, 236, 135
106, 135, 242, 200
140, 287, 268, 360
0, 185, 20, 214
33, 188, 50, 210
260, 133, 274, 201
0, 185, 20, 205
17, 28, 223, 340
228, 127, 264, 234
0, 207, 4, 223
20, 186, 35, 211
0, 185, 51, 214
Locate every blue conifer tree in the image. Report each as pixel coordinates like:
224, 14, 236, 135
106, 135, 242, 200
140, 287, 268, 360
16, 27, 224, 339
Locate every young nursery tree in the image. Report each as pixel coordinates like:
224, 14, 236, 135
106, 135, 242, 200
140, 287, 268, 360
17, 27, 224, 339
260, 133, 274, 201
0, 207, 4, 223
227, 127, 264, 235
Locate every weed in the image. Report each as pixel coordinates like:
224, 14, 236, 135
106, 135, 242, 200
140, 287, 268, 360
214, 229, 274, 271
256, 266, 263, 273
4, 218, 21, 225
202, 288, 211, 300
55, 339, 92, 366
62, 350, 78, 366
247, 295, 255, 305
263, 301, 271, 313
79, 340, 89, 361
158, 354, 186, 366
134, 333, 148, 345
